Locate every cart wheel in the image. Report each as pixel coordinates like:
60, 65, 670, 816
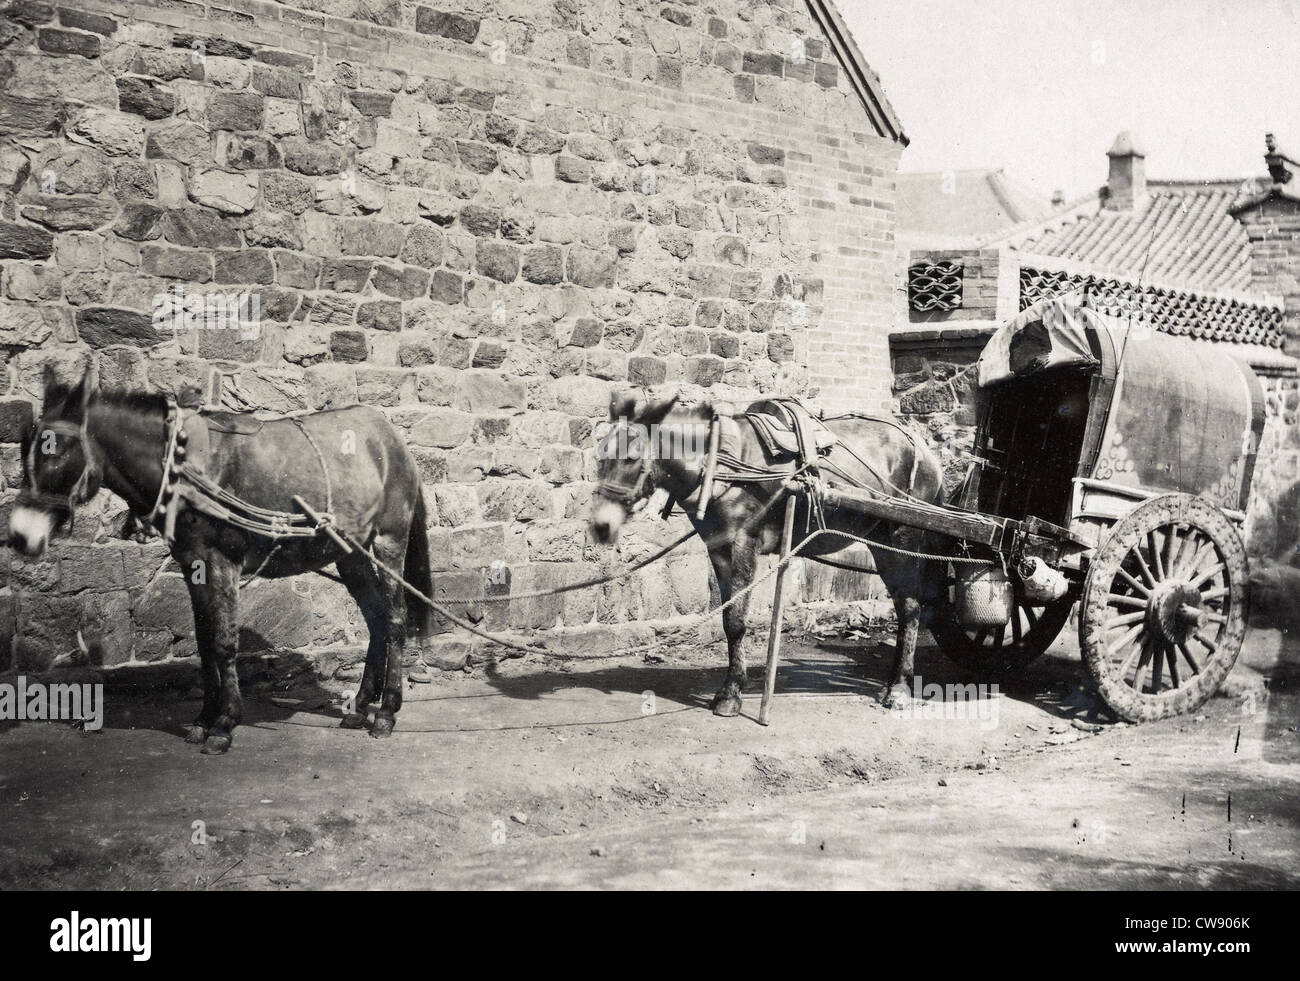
929, 559, 1075, 676
1079, 493, 1246, 723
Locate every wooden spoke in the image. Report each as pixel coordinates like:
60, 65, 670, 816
1131, 546, 1157, 589
1107, 593, 1148, 609
1163, 525, 1181, 582
1199, 586, 1228, 604
1023, 605, 1039, 627
1130, 638, 1154, 692
1203, 611, 1227, 625
1109, 621, 1145, 659
1177, 641, 1201, 675
1150, 642, 1164, 693
1150, 531, 1166, 581
1116, 567, 1150, 597
1191, 631, 1218, 654
991, 624, 1006, 649
1174, 538, 1209, 581
1189, 562, 1226, 591
1011, 609, 1023, 644
1166, 643, 1181, 688
1106, 610, 1147, 629
1116, 630, 1147, 677
973, 628, 990, 647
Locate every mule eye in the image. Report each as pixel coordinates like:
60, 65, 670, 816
596, 428, 621, 459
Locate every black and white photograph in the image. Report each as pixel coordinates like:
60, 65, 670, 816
0, 0, 1295, 929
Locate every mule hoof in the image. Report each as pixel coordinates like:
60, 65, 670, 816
200, 734, 232, 754
183, 724, 209, 744
881, 684, 911, 709
340, 713, 369, 730
711, 693, 743, 718
370, 715, 395, 738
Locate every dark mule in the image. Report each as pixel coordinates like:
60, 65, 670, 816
9, 367, 432, 752
589, 394, 944, 715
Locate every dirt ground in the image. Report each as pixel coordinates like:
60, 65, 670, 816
1, 620, 1297, 890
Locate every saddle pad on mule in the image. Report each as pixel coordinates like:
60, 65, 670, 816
201, 410, 266, 436
744, 398, 838, 462
179, 410, 264, 477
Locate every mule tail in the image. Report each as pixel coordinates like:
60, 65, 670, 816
405, 487, 435, 640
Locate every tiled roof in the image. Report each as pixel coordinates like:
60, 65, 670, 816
898, 169, 1052, 242
994, 180, 1257, 291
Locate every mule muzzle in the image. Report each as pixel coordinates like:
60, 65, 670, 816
8, 504, 55, 557
589, 498, 627, 545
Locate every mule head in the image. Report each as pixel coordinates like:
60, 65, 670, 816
590, 391, 708, 544
9, 364, 103, 557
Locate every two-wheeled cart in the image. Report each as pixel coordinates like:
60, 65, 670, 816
768, 296, 1264, 723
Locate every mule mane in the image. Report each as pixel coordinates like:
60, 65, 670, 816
94, 390, 171, 417
634, 397, 708, 427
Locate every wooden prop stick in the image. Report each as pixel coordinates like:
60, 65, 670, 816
695, 413, 722, 521
292, 494, 353, 554
759, 492, 798, 726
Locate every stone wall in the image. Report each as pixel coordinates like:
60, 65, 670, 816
1246, 369, 1300, 565
0, 0, 905, 673
889, 326, 986, 496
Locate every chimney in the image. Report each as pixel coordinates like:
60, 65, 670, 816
1105, 131, 1146, 210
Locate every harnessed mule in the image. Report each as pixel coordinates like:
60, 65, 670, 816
9, 367, 433, 752
589, 393, 945, 714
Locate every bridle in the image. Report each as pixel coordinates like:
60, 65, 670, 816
18, 415, 98, 526
594, 418, 654, 506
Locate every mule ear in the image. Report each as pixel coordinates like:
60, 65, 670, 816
641, 394, 679, 426
81, 361, 100, 404
66, 361, 98, 409
610, 391, 637, 421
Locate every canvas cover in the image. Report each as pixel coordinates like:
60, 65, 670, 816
977, 296, 1104, 387
1092, 332, 1260, 510
976, 295, 1265, 511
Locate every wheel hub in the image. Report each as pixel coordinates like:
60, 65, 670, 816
1145, 581, 1205, 646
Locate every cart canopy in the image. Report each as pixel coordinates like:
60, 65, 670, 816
976, 296, 1266, 512
977, 297, 1106, 387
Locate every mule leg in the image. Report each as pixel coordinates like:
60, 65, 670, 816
885, 594, 921, 707
370, 540, 407, 739
184, 639, 220, 744
182, 548, 220, 742
336, 555, 388, 730
185, 553, 242, 754
708, 533, 756, 717
874, 527, 927, 708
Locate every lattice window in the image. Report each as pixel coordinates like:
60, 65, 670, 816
1018, 267, 1285, 348
908, 261, 963, 312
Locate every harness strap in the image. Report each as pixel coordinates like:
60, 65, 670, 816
19, 416, 95, 528
146, 399, 338, 547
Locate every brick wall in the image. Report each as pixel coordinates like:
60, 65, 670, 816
0, 0, 904, 673
1236, 196, 1300, 355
